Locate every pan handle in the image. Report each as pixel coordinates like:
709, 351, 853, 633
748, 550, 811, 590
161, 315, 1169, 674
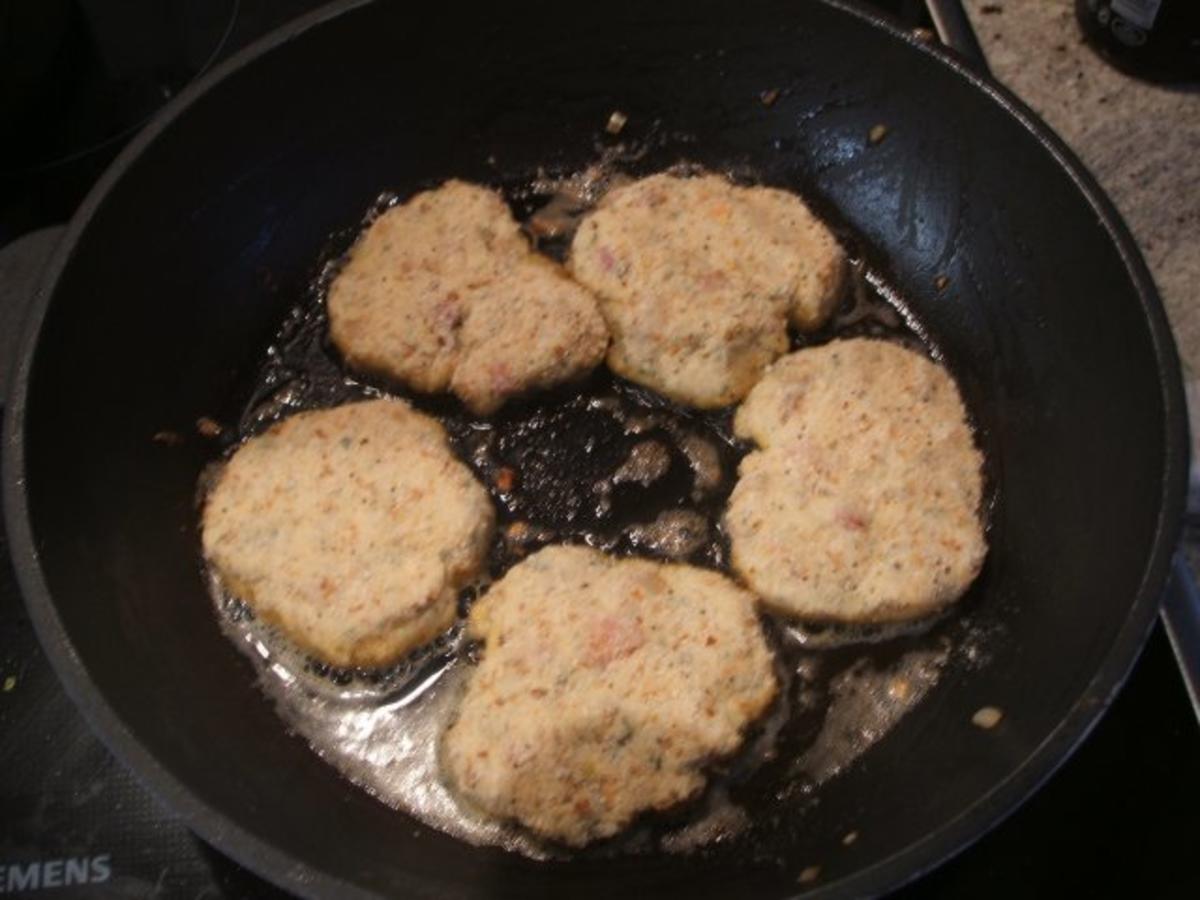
1165, 555, 1200, 723
924, 0, 992, 76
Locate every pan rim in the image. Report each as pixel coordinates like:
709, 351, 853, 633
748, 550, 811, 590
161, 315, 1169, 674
2, 1, 1188, 898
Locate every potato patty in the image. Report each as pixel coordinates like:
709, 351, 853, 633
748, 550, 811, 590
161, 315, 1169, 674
725, 339, 986, 622
569, 172, 844, 408
441, 545, 777, 846
201, 399, 494, 667
328, 180, 609, 414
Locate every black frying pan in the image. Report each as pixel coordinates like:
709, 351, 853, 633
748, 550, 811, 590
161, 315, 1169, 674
2, 0, 1188, 896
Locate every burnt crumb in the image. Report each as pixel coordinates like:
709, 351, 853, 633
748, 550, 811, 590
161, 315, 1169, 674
494, 466, 518, 493
934, 275, 950, 292
972, 706, 1003, 729
505, 520, 530, 543
759, 88, 781, 107
605, 111, 628, 135
868, 124, 889, 145
527, 214, 565, 239
153, 430, 185, 446
980, 3, 1002, 13
196, 417, 224, 439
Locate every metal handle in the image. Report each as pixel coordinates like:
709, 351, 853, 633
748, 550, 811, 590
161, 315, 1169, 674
925, 0, 992, 76
1165, 555, 1200, 723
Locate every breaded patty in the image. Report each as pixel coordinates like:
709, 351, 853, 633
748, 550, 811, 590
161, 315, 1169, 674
328, 180, 609, 414
569, 172, 845, 408
725, 339, 986, 622
441, 545, 777, 846
201, 399, 494, 667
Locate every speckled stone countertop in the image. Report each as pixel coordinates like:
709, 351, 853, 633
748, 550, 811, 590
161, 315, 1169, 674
963, 1, 1200, 377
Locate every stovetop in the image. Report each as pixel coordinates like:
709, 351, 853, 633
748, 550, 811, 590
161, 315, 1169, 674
2, 1, 1198, 897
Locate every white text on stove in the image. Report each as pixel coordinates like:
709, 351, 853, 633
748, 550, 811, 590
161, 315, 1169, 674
0, 855, 111, 893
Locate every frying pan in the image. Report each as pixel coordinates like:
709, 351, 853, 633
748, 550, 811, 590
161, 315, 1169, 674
2, 0, 1188, 896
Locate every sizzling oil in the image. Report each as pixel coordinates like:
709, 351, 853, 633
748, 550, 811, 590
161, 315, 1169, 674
204, 163, 995, 858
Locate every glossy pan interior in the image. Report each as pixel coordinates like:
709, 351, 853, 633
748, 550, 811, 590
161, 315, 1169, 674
3, 0, 1187, 896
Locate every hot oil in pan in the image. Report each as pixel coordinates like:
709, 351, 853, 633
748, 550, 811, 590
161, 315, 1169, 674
207, 166, 996, 859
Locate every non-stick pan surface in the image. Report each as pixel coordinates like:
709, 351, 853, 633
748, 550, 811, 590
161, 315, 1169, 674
2, 0, 1187, 897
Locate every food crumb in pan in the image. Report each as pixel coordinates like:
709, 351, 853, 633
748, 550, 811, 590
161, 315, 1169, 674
842, 830, 859, 846
605, 110, 629, 134
798, 865, 822, 884
2, 675, 15, 692
972, 706, 1004, 729
759, 88, 781, 107
624, 508, 710, 560
196, 416, 223, 438
493, 466, 518, 493
611, 440, 672, 486
868, 124, 889, 145
935, 274, 950, 291
526, 207, 571, 240
152, 429, 184, 446
503, 520, 556, 558
677, 431, 723, 500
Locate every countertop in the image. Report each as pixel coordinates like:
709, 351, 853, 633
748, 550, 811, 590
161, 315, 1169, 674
962, 0, 1200, 455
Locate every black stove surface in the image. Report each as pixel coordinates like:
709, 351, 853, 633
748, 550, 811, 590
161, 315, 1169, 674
2, 1, 1198, 897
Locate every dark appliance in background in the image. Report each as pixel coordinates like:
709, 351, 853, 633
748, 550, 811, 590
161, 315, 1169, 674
1076, 0, 1200, 83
